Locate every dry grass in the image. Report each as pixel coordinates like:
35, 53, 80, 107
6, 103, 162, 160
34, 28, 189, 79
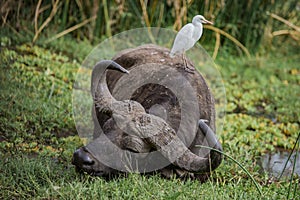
1, 0, 298, 54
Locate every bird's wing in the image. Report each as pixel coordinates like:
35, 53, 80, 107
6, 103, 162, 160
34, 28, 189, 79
170, 23, 194, 56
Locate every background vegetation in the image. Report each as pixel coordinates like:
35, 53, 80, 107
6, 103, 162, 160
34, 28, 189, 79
1, 0, 299, 52
0, 0, 299, 199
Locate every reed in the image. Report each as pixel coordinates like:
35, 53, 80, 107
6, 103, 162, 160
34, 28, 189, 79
279, 132, 300, 200
0, 0, 298, 52
195, 145, 263, 196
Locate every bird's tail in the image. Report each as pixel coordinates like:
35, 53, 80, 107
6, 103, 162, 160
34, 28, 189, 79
169, 50, 176, 58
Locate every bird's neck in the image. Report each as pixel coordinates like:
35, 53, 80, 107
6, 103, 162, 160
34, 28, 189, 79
194, 23, 202, 27
192, 22, 202, 27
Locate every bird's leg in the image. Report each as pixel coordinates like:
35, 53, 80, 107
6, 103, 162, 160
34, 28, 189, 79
182, 54, 195, 73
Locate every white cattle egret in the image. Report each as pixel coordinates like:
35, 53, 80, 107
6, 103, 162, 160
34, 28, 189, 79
170, 15, 213, 73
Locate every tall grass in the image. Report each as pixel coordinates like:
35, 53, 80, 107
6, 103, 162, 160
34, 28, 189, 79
1, 0, 299, 53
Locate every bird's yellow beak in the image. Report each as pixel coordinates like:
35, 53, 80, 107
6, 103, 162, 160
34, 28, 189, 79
203, 19, 213, 25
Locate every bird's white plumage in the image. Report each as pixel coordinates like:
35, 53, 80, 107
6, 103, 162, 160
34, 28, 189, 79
170, 24, 197, 57
170, 15, 211, 57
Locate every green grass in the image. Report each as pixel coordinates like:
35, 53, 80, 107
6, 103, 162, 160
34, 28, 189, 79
0, 35, 299, 199
0, 156, 299, 199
